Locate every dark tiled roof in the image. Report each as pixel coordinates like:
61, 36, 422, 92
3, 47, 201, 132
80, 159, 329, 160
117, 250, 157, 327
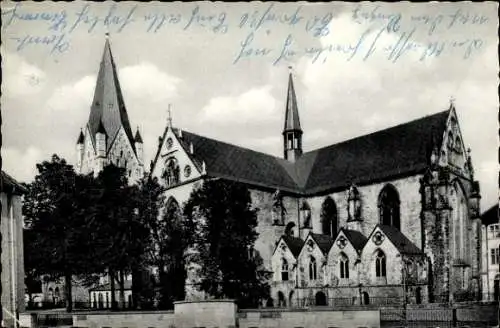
379, 225, 423, 255
282, 235, 305, 257
1, 171, 27, 195
87, 39, 135, 154
284, 73, 302, 132
151, 110, 450, 195
301, 110, 450, 194
342, 229, 368, 251
310, 233, 334, 254
90, 280, 132, 292
152, 128, 300, 192
481, 205, 499, 226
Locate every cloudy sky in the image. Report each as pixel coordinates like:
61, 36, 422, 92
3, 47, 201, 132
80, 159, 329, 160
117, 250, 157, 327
1, 2, 498, 211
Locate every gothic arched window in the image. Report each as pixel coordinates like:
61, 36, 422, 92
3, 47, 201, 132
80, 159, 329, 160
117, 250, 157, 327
309, 256, 317, 280
451, 181, 469, 263
163, 158, 180, 187
378, 184, 401, 230
321, 197, 338, 237
281, 258, 289, 281
339, 253, 349, 279
301, 201, 311, 228
375, 250, 386, 277
165, 197, 180, 218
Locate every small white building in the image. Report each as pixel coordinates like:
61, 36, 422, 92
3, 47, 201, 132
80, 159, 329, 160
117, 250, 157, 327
89, 280, 133, 309
481, 205, 499, 301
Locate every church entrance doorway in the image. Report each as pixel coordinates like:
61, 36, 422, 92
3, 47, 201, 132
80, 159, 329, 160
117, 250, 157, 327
362, 292, 370, 305
315, 291, 327, 306
415, 287, 422, 304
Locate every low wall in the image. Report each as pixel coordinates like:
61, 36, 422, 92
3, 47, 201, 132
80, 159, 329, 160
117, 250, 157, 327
174, 300, 237, 328
238, 308, 380, 328
72, 311, 175, 328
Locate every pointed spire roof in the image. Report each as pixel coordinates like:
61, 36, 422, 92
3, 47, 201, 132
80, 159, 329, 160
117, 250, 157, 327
134, 127, 143, 143
283, 68, 302, 133
76, 129, 84, 144
87, 37, 135, 152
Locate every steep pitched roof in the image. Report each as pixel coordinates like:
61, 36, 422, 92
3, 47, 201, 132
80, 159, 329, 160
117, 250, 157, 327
342, 229, 368, 251
151, 110, 450, 195
76, 130, 84, 144
283, 72, 302, 133
87, 38, 135, 153
310, 233, 334, 254
1, 171, 28, 195
300, 110, 450, 194
481, 205, 499, 226
379, 225, 423, 255
134, 128, 143, 143
281, 235, 305, 257
152, 127, 300, 192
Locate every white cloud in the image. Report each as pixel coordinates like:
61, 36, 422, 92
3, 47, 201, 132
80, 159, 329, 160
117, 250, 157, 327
200, 85, 278, 124
1, 51, 46, 97
46, 75, 96, 113
2, 147, 44, 183
120, 63, 181, 103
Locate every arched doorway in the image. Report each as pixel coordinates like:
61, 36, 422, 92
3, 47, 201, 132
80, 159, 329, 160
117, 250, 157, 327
277, 291, 286, 307
315, 291, 327, 306
362, 292, 370, 305
98, 293, 104, 309
266, 298, 274, 308
415, 287, 422, 304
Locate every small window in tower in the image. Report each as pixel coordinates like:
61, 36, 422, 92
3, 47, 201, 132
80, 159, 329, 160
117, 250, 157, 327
108, 103, 113, 109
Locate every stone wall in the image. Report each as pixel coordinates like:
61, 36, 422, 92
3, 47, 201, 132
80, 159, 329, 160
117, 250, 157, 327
238, 308, 380, 328
1, 192, 25, 328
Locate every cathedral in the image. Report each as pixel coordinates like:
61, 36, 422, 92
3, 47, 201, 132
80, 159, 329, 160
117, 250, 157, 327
77, 38, 482, 307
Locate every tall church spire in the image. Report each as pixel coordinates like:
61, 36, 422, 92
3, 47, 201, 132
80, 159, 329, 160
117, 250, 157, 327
283, 67, 303, 162
87, 36, 135, 153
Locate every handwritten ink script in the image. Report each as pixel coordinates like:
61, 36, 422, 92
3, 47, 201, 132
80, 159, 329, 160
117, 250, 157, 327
1, 2, 493, 64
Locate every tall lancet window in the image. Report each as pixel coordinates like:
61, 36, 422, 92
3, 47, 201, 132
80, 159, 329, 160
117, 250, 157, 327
321, 197, 338, 237
163, 158, 180, 187
378, 184, 401, 230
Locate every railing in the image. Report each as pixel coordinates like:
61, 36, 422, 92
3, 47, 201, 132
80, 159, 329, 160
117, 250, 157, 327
26, 300, 134, 311
287, 297, 404, 308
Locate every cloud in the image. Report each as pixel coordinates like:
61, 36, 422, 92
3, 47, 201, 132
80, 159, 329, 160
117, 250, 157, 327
1, 52, 46, 97
120, 63, 182, 103
2, 147, 44, 183
200, 85, 278, 124
46, 75, 96, 114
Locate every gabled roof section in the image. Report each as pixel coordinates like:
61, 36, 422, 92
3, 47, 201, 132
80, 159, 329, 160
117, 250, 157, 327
151, 110, 450, 195
481, 204, 499, 226
1, 171, 28, 195
310, 233, 334, 254
283, 72, 302, 133
151, 127, 300, 192
87, 38, 135, 153
378, 225, 423, 255
302, 110, 450, 193
342, 229, 368, 252
274, 235, 305, 258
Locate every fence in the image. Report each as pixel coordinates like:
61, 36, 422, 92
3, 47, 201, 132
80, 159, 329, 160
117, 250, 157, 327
289, 296, 404, 308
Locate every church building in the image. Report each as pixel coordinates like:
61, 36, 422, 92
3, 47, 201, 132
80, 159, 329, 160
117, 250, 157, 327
78, 38, 483, 307
75, 36, 144, 183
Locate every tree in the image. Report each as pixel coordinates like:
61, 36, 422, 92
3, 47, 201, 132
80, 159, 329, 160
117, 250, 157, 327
135, 176, 192, 309
184, 179, 270, 308
90, 164, 149, 310
23, 154, 96, 312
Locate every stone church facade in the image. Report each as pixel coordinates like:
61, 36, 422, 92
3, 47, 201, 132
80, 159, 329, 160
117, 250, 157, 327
78, 39, 482, 306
